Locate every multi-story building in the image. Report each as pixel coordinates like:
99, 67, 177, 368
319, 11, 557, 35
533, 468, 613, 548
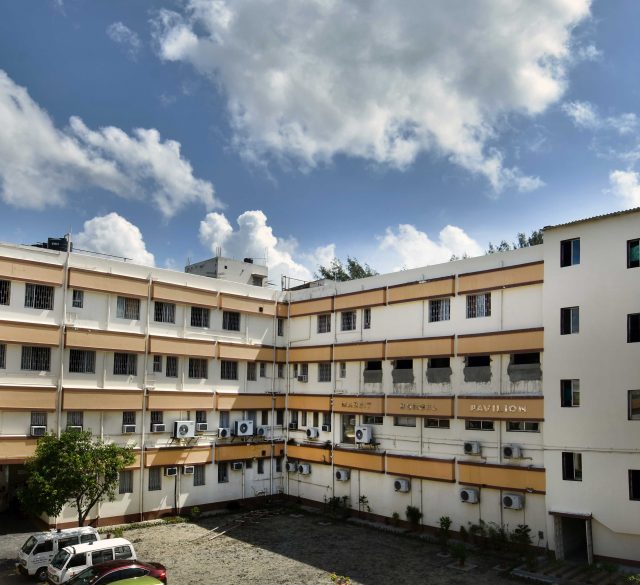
0, 208, 638, 565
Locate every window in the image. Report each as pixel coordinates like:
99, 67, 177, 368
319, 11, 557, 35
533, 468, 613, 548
0, 344, 5, 369
394, 416, 416, 427
313, 412, 319, 427
116, 296, 140, 320
113, 353, 137, 376
322, 412, 331, 426
24, 283, 54, 310
150, 411, 163, 427
72, 289, 84, 309
218, 462, 229, 483
188, 358, 208, 379
66, 411, 83, 428
276, 409, 284, 426
190, 306, 210, 328
221, 360, 238, 380
194, 465, 205, 486
465, 420, 494, 431
317, 314, 331, 334
166, 356, 178, 378
560, 238, 580, 267
275, 458, 283, 473
466, 355, 490, 367
506, 421, 540, 432
339, 362, 346, 378
628, 390, 640, 420
67, 349, 95, 374
277, 318, 284, 337
31, 411, 46, 426
466, 293, 491, 318
363, 415, 383, 425
425, 418, 450, 429
122, 411, 136, 426
277, 363, 284, 379
300, 411, 308, 427
628, 239, 639, 269
429, 298, 450, 322
629, 470, 640, 500
392, 359, 414, 384
113, 546, 133, 560
257, 459, 265, 475
342, 414, 356, 443
562, 452, 582, 481
289, 411, 298, 427
0, 280, 10, 305
222, 311, 240, 331
512, 352, 540, 365
152, 355, 162, 373
363, 360, 383, 383
561, 379, 580, 408
259, 362, 267, 378
69, 553, 91, 568
261, 410, 269, 425
219, 411, 230, 428
318, 363, 331, 382
628, 314, 640, 343
154, 302, 175, 324
148, 468, 161, 491
341, 311, 356, 331
119, 470, 133, 494
363, 308, 371, 329
247, 362, 257, 381
21, 346, 50, 371
561, 307, 580, 335
196, 410, 207, 425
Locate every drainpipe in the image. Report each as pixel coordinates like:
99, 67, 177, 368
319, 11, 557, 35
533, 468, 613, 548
56, 236, 71, 438
138, 275, 152, 522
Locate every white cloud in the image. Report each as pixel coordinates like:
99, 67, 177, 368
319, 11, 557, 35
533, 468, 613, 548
563, 100, 638, 135
574, 43, 601, 62
0, 70, 218, 217
152, 0, 591, 192
106, 22, 142, 59
608, 170, 640, 208
75, 213, 155, 266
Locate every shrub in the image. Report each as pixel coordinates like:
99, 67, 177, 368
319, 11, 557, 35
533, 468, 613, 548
438, 516, 452, 550
405, 505, 422, 527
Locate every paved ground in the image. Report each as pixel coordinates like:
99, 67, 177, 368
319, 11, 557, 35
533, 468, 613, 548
0, 509, 40, 585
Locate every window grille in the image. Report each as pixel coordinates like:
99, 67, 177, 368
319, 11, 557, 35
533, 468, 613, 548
67, 411, 83, 427
363, 308, 371, 329
318, 363, 331, 382
340, 362, 346, 378
154, 302, 176, 324
221, 360, 238, 380
257, 459, 265, 474
317, 314, 331, 334
188, 358, 208, 379
21, 346, 51, 371
300, 363, 309, 377
69, 349, 95, 374
116, 296, 140, 320
191, 306, 210, 328
122, 411, 136, 425
277, 363, 284, 379
466, 293, 491, 318
194, 465, 205, 486
196, 410, 207, 424
24, 283, 54, 310
218, 462, 229, 483
166, 356, 178, 378
148, 468, 161, 491
152, 355, 162, 373
150, 411, 163, 425
0, 280, 10, 305
72, 289, 84, 309
341, 311, 356, 331
277, 318, 284, 336
119, 470, 133, 494
31, 411, 47, 426
113, 352, 137, 376
276, 410, 284, 425
429, 298, 450, 322
0, 344, 5, 369
222, 311, 240, 331
259, 362, 267, 378
247, 362, 257, 381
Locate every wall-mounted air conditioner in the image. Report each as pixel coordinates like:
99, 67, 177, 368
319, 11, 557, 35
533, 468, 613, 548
151, 424, 166, 433
297, 375, 308, 383
285, 461, 298, 472
460, 488, 479, 503
122, 425, 136, 434
502, 493, 524, 510
164, 466, 178, 477
502, 444, 522, 459
257, 426, 271, 437
183, 465, 195, 475
218, 427, 231, 438
196, 422, 208, 432
321, 424, 331, 432
394, 478, 410, 492
463, 441, 481, 455
173, 420, 196, 439
298, 463, 311, 475
306, 427, 319, 439
355, 425, 373, 444
234, 420, 254, 437
30, 425, 46, 437
231, 461, 244, 471
335, 469, 350, 481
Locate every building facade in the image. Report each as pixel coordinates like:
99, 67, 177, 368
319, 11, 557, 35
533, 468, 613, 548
0, 208, 638, 564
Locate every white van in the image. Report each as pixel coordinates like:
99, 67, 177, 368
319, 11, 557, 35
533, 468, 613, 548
16, 527, 99, 581
47, 538, 136, 584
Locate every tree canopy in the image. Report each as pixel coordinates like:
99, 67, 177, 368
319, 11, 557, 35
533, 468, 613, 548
486, 230, 543, 254
316, 257, 378, 281
19, 429, 135, 526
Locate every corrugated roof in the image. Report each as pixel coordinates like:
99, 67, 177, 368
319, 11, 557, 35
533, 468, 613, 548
543, 207, 640, 231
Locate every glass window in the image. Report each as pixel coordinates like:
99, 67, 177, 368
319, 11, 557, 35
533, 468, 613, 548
257, 459, 264, 474
219, 411, 230, 428
341, 311, 356, 331
393, 416, 416, 427
247, 362, 257, 381
116, 296, 140, 320
166, 356, 178, 378
276, 409, 284, 426
31, 411, 47, 426
21, 346, 51, 371
0, 280, 10, 305
119, 470, 133, 494
560, 307, 579, 335
259, 362, 267, 378
425, 418, 450, 429
113, 546, 132, 560
277, 318, 284, 337
562, 452, 582, 481
196, 410, 207, 424
0, 344, 6, 369
222, 311, 240, 331
190, 306, 210, 328
561, 379, 580, 407
24, 283, 54, 310
341, 414, 356, 443
339, 362, 346, 378
628, 390, 640, 420
318, 363, 331, 382
362, 415, 383, 425
277, 363, 284, 379
218, 462, 229, 483
317, 314, 331, 334
221, 360, 238, 380
72, 289, 84, 309
188, 358, 208, 379
628, 313, 640, 343
66, 411, 83, 428
560, 238, 580, 267
194, 465, 205, 486
69, 350, 96, 374
148, 468, 161, 491
466, 293, 491, 318
152, 355, 162, 373
122, 411, 136, 425
628, 239, 640, 269
113, 353, 137, 376
506, 421, 540, 432
465, 420, 494, 431
629, 470, 640, 500
363, 308, 371, 329
154, 302, 175, 324
429, 298, 450, 322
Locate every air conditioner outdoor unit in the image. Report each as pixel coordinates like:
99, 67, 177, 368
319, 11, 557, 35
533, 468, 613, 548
394, 478, 410, 492
355, 425, 373, 444
288, 422, 298, 430
297, 375, 308, 383
151, 423, 166, 433
321, 424, 331, 432
164, 466, 178, 477
306, 427, 320, 439
285, 461, 298, 472
218, 427, 231, 438
257, 426, 271, 437
30, 425, 46, 437
234, 420, 254, 437
502, 493, 524, 510
66, 426, 83, 432
183, 465, 195, 475
460, 488, 479, 503
463, 441, 481, 455
196, 422, 208, 432
231, 461, 244, 471
122, 425, 136, 434
502, 444, 522, 459
335, 469, 350, 482
173, 420, 196, 439
298, 463, 311, 475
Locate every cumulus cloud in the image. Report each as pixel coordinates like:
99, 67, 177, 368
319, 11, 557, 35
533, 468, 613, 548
106, 22, 142, 59
152, 0, 591, 192
563, 100, 638, 135
75, 213, 155, 266
608, 170, 640, 208
0, 70, 218, 217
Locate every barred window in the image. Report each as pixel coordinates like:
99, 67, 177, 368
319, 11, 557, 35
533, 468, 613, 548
257, 459, 265, 474
0, 344, 5, 369
25, 283, 54, 310
429, 298, 450, 322
166, 356, 178, 378
318, 363, 331, 382
465, 419, 494, 431
21, 346, 51, 371
259, 362, 267, 378
317, 314, 331, 334
119, 470, 133, 494
122, 411, 136, 425
221, 360, 238, 380
247, 362, 257, 381
339, 362, 346, 378
148, 468, 161, 491
113, 352, 137, 376
154, 302, 176, 324
277, 318, 284, 336
196, 410, 207, 424
341, 311, 356, 331
466, 293, 491, 318
188, 358, 208, 379
152, 355, 162, 373
72, 289, 84, 309
363, 308, 371, 329
150, 411, 163, 425
222, 311, 240, 331
69, 349, 96, 374
277, 363, 284, 379
116, 296, 140, 320
193, 465, 205, 486
191, 306, 210, 328
66, 411, 83, 428
0, 280, 10, 305
218, 462, 229, 483
31, 411, 47, 426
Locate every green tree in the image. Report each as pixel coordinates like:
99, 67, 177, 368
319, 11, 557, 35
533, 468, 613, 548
487, 229, 543, 254
316, 257, 377, 281
19, 429, 135, 526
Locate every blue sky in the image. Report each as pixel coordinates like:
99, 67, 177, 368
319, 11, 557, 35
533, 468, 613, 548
0, 1, 639, 285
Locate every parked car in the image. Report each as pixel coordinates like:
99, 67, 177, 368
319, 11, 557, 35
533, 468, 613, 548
65, 560, 167, 585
